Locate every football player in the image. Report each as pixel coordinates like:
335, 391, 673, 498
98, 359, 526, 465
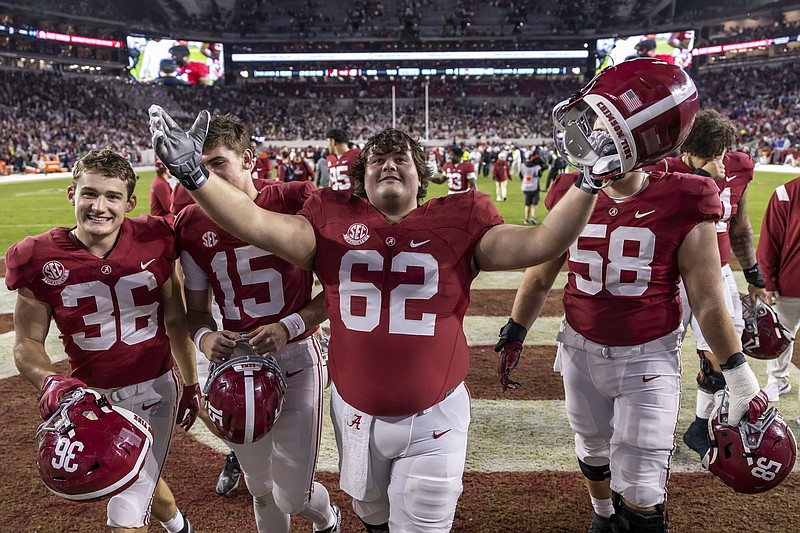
757, 175, 800, 408
431, 146, 477, 194
496, 60, 768, 533
149, 93, 599, 531
326, 128, 361, 193
150, 158, 176, 222
174, 114, 339, 533
647, 109, 769, 457
7, 148, 199, 533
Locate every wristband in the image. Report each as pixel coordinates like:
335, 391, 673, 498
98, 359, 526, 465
279, 313, 306, 341
193, 327, 213, 351
692, 168, 711, 177
720, 351, 746, 371
742, 264, 766, 288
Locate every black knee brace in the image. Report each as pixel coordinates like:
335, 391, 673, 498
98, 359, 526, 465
577, 458, 611, 482
696, 350, 726, 394
612, 492, 668, 533
359, 518, 390, 532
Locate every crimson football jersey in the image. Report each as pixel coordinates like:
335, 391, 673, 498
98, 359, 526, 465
546, 171, 722, 346
5, 217, 177, 388
150, 175, 174, 223
300, 188, 502, 416
650, 152, 754, 266
757, 176, 800, 297
441, 161, 476, 194
170, 185, 195, 217
326, 147, 361, 193
179, 60, 210, 85
175, 180, 316, 332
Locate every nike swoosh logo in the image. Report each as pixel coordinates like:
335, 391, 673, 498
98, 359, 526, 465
286, 369, 304, 378
726, 175, 737, 182
410, 239, 431, 248
642, 375, 660, 383
634, 210, 656, 219
142, 401, 161, 411
433, 429, 452, 439
140, 259, 156, 269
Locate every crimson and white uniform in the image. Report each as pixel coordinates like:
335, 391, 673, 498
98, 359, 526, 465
178, 60, 210, 85
150, 174, 174, 222
5, 217, 181, 528
757, 176, 800, 391
547, 171, 722, 508
300, 188, 501, 531
651, 153, 754, 349
326, 147, 361, 193
175, 180, 332, 531
441, 161, 476, 194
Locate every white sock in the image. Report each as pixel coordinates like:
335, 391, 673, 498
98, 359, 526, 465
304, 482, 334, 531
160, 509, 186, 533
696, 390, 716, 419
591, 497, 615, 518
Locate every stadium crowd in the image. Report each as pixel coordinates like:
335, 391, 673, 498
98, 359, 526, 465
2, 59, 799, 172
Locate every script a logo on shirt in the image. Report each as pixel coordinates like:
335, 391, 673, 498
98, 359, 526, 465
41, 260, 69, 286
343, 223, 370, 246
202, 230, 219, 248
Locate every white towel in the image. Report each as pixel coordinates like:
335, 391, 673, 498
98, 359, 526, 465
336, 400, 374, 500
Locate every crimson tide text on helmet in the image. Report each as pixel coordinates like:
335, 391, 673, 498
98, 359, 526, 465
35, 388, 153, 501
203, 339, 286, 444
704, 390, 797, 494
741, 295, 794, 360
552, 58, 699, 180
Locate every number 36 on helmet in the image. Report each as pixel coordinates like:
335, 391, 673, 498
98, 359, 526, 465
35, 388, 153, 501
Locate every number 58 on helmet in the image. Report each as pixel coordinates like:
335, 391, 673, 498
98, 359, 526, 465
704, 389, 797, 494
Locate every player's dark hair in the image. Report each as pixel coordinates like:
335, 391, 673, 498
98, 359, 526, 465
451, 146, 464, 160
72, 147, 138, 198
680, 109, 737, 159
326, 128, 349, 145
351, 128, 431, 202
205, 114, 251, 156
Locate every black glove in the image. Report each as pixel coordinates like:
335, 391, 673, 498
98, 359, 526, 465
494, 318, 528, 390
742, 264, 766, 289
148, 105, 210, 190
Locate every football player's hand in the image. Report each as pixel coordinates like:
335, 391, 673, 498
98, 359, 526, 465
721, 353, 767, 423
494, 318, 528, 391
200, 330, 239, 363
148, 105, 210, 190
700, 157, 725, 180
177, 383, 202, 431
39, 374, 87, 420
498, 342, 523, 391
766, 290, 780, 305
246, 324, 288, 357
747, 284, 768, 306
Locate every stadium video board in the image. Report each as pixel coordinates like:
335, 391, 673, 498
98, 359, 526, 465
126, 36, 224, 85
595, 31, 695, 73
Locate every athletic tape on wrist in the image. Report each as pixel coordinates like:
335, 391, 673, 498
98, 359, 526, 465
193, 327, 213, 351
280, 313, 306, 341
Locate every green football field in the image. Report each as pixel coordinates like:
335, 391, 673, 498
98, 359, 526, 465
0, 167, 797, 255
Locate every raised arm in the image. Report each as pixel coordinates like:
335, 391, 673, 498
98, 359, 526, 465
149, 106, 317, 270
475, 184, 596, 271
